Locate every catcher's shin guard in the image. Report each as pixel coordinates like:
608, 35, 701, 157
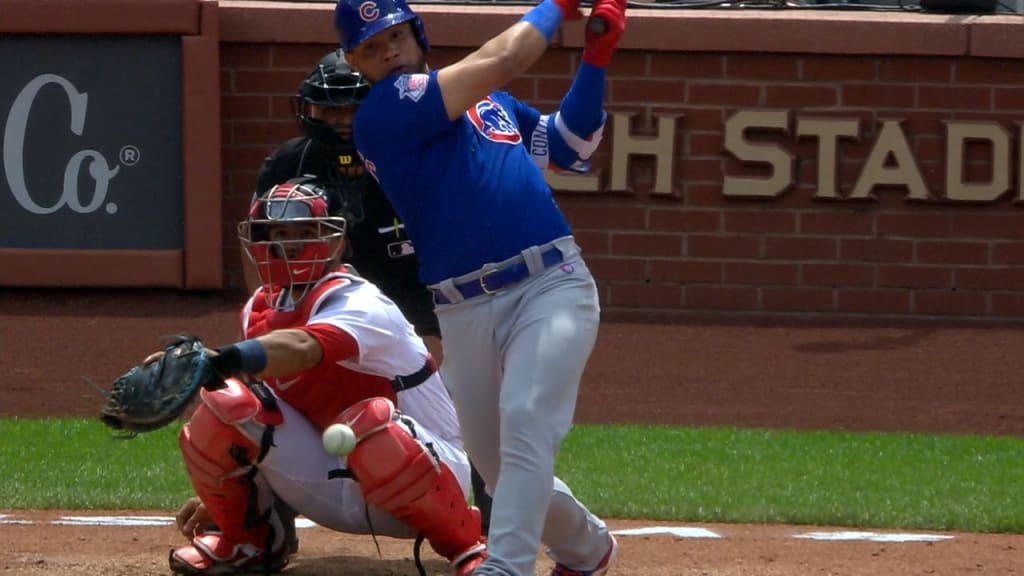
335, 398, 486, 571
172, 379, 288, 574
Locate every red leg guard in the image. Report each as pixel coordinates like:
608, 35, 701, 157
178, 380, 282, 552
336, 398, 484, 564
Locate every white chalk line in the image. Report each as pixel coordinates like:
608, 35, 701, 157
0, 514, 954, 542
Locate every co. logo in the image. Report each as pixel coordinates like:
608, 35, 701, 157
3, 73, 137, 215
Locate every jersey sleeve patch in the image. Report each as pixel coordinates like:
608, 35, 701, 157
395, 74, 429, 102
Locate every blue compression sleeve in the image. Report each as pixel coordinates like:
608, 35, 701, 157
520, 0, 563, 44
559, 62, 606, 136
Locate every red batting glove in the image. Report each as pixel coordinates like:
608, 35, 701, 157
583, 0, 627, 68
552, 0, 584, 22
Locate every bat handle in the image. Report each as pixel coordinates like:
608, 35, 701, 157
588, 15, 608, 35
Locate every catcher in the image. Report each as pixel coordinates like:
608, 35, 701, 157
101, 177, 487, 576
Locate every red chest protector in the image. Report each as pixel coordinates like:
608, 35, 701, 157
243, 269, 398, 431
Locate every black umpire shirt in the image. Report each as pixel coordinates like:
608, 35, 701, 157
254, 137, 440, 337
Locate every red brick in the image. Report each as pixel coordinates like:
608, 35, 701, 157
993, 242, 1024, 265
956, 59, 1024, 85
802, 263, 874, 287
573, 230, 610, 255
611, 78, 687, 104
650, 53, 724, 79
802, 57, 876, 82
607, 283, 683, 308
232, 121, 301, 146
682, 108, 725, 132
686, 183, 732, 208
686, 285, 758, 311
584, 257, 647, 282
235, 69, 309, 94
994, 87, 1024, 110
878, 265, 953, 289
914, 290, 988, 316
842, 84, 915, 108
222, 145, 272, 172
764, 237, 837, 261
841, 238, 914, 263
566, 204, 647, 230
837, 289, 911, 314
679, 158, 725, 183
991, 293, 1024, 316
610, 233, 683, 257
918, 86, 993, 111
880, 58, 953, 84
916, 241, 989, 265
271, 44, 335, 68
649, 260, 722, 284
724, 211, 796, 234
724, 262, 799, 285
604, 52, 647, 77
800, 212, 874, 235
504, 78, 536, 101
649, 209, 720, 233
765, 85, 838, 108
957, 267, 1024, 291
762, 286, 834, 312
726, 55, 800, 81
221, 44, 272, 68
688, 83, 761, 107
221, 95, 271, 119
951, 214, 1024, 239
270, 96, 297, 119
687, 132, 723, 157
688, 235, 760, 259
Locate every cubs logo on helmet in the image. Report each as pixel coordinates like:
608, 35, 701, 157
466, 97, 521, 145
359, 1, 379, 21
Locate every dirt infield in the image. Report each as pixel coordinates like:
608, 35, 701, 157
2, 288, 1022, 575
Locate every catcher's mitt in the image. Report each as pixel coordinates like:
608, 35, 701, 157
99, 334, 224, 435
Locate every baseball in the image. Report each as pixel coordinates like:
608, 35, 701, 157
322, 423, 357, 456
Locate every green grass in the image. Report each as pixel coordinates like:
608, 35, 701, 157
2, 418, 1022, 534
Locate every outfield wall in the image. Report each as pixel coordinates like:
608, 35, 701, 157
4, 1, 1023, 321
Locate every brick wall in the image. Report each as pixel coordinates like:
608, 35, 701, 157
219, 3, 1024, 322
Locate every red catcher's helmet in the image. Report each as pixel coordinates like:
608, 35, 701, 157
239, 177, 347, 304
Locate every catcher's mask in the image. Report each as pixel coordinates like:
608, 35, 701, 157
239, 177, 347, 305
334, 0, 429, 54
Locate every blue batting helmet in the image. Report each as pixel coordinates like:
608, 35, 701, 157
334, 0, 429, 54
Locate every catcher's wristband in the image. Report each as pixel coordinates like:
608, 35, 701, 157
210, 339, 268, 377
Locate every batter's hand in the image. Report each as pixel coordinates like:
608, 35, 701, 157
551, 0, 584, 21
175, 497, 214, 539
583, 0, 627, 67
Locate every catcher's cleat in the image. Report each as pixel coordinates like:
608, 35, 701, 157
450, 543, 487, 576
549, 534, 618, 576
169, 532, 289, 575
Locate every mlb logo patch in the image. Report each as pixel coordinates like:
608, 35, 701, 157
395, 74, 429, 102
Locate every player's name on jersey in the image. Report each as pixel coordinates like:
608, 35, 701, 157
545, 110, 1024, 204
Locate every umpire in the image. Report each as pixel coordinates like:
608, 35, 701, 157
243, 48, 493, 535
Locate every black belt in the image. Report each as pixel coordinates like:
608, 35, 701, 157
391, 355, 437, 393
431, 246, 564, 305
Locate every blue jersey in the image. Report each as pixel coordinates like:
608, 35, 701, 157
353, 71, 572, 285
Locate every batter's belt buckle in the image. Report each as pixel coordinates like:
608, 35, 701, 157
479, 267, 501, 295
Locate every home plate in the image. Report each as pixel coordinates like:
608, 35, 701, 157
793, 531, 954, 542
612, 526, 722, 539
